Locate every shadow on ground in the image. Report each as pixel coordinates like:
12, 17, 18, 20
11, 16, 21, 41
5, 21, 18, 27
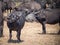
37, 33, 60, 35
8, 39, 24, 43
58, 30, 60, 34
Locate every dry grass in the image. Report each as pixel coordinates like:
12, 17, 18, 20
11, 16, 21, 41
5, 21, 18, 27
0, 21, 60, 45
0, 10, 60, 45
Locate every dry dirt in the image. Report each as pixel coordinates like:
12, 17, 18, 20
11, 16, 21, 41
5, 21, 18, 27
0, 12, 60, 45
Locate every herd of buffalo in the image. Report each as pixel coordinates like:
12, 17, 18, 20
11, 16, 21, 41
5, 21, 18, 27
1, 0, 60, 41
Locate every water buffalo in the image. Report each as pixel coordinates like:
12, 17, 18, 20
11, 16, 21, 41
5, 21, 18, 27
2, 0, 16, 13
14, 7, 37, 22
15, 0, 41, 22
34, 9, 60, 34
6, 10, 26, 41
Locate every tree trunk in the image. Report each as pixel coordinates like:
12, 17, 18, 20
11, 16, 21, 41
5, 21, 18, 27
0, 1, 3, 37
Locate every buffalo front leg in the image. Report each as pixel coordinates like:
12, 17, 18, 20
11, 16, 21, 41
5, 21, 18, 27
42, 22, 46, 34
17, 30, 21, 41
9, 30, 12, 40
10, 8, 12, 13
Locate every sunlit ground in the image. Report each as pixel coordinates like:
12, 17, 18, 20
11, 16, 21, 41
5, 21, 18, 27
0, 12, 60, 45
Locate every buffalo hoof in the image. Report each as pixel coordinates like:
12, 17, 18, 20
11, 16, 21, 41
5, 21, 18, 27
42, 32, 46, 34
18, 39, 22, 42
17, 38, 21, 42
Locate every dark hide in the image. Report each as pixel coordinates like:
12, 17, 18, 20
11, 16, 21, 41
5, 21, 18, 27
7, 10, 26, 41
35, 9, 60, 34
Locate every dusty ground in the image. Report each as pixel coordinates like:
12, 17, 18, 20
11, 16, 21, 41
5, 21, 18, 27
0, 12, 60, 45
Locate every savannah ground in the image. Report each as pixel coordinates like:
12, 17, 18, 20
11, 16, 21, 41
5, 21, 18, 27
0, 15, 60, 45
0, 10, 60, 45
